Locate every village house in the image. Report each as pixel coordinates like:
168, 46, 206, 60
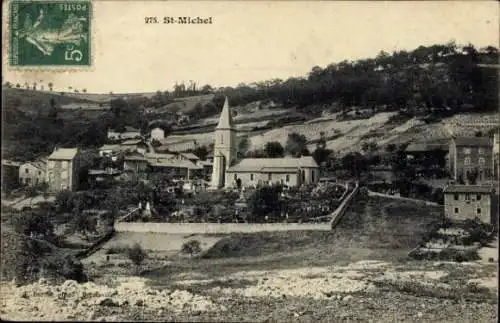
146, 153, 202, 180
2, 160, 22, 189
19, 160, 47, 186
88, 168, 123, 188
123, 153, 149, 172
46, 148, 80, 192
107, 126, 141, 141
120, 139, 149, 155
150, 127, 166, 141
98, 144, 124, 159
155, 138, 199, 153
448, 136, 494, 183
443, 185, 498, 225
179, 152, 200, 164
211, 97, 320, 189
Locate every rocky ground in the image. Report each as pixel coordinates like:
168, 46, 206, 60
1, 258, 497, 322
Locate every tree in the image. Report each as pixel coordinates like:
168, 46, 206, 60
127, 243, 147, 274
181, 240, 202, 257
341, 152, 369, 178
16, 83, 21, 88
82, 89, 87, 93
192, 145, 208, 160
11, 209, 55, 239
238, 136, 250, 156
312, 147, 332, 166
285, 132, 308, 157
247, 185, 282, 221
264, 141, 285, 158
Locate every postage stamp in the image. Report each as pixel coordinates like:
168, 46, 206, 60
8, 0, 92, 67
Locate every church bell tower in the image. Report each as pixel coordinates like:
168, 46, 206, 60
211, 97, 237, 188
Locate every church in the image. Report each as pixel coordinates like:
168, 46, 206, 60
211, 97, 320, 189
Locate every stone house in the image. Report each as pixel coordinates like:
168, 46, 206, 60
107, 126, 141, 141
443, 185, 498, 224
46, 148, 80, 192
150, 127, 165, 141
123, 153, 149, 172
120, 139, 149, 155
19, 160, 47, 186
448, 137, 494, 183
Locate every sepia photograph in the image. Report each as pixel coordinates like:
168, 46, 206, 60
1, 0, 499, 321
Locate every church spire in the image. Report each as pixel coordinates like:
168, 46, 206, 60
216, 96, 234, 130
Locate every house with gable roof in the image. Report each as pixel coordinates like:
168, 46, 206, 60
46, 147, 80, 192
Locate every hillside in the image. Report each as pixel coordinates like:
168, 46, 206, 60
161, 107, 499, 155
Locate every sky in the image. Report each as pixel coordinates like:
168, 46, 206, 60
2, 1, 499, 93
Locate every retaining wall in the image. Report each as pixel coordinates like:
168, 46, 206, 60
114, 222, 331, 234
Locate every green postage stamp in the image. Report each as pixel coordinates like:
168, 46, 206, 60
8, 0, 92, 67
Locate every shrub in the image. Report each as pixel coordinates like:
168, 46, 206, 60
181, 240, 202, 257
126, 243, 147, 274
106, 245, 129, 254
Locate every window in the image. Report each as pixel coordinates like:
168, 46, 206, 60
463, 148, 471, 154
62, 161, 68, 169
25, 168, 29, 174
312, 170, 315, 181
234, 174, 237, 180
250, 174, 254, 181
464, 157, 471, 165
454, 207, 459, 214
477, 194, 482, 201
268, 173, 272, 181
286, 174, 290, 182
48, 161, 55, 168
465, 194, 471, 201
478, 148, 484, 154
477, 208, 482, 214
61, 170, 68, 179
220, 134, 223, 144
479, 157, 485, 165
454, 194, 459, 201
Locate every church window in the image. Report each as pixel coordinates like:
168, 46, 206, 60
286, 174, 290, 182
268, 173, 272, 181
250, 174, 254, 181
234, 174, 237, 180
220, 134, 224, 144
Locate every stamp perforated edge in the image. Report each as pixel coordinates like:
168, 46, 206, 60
4, 0, 94, 72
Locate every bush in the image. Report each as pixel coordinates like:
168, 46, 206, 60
181, 240, 202, 257
106, 245, 129, 254
126, 243, 147, 274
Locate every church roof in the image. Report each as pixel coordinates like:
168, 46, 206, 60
216, 97, 234, 130
227, 156, 318, 172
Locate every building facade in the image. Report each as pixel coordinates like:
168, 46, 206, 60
46, 148, 80, 192
19, 160, 47, 186
107, 126, 141, 141
443, 185, 498, 224
448, 137, 494, 183
150, 127, 165, 141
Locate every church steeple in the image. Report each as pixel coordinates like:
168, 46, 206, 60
216, 97, 234, 130
211, 96, 237, 188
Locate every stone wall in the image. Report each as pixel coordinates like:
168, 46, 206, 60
114, 222, 332, 234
